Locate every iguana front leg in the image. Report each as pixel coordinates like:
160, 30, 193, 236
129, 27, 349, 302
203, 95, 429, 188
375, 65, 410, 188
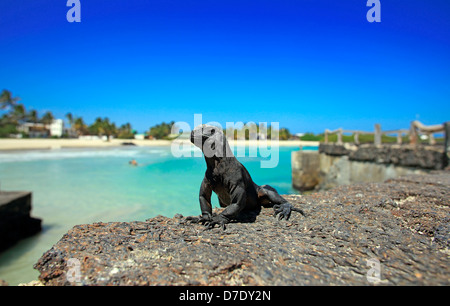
205, 185, 247, 230
185, 177, 213, 224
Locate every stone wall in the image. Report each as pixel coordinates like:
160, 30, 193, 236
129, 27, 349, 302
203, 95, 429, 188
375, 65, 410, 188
347, 144, 445, 169
318, 153, 427, 190
292, 143, 445, 191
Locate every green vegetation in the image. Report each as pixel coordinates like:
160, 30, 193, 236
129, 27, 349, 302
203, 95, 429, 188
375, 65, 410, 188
298, 133, 322, 141
1, 89, 298, 141
67, 116, 135, 140
148, 121, 175, 139
299, 132, 444, 144
0, 122, 18, 138
117, 123, 135, 139
278, 128, 292, 141
223, 123, 292, 141
1, 89, 137, 139
65, 113, 89, 137
1, 89, 24, 137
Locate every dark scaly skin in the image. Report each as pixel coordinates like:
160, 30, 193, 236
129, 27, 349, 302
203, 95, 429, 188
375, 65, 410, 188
186, 125, 304, 229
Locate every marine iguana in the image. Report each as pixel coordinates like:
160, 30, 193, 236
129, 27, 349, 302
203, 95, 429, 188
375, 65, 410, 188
186, 124, 304, 229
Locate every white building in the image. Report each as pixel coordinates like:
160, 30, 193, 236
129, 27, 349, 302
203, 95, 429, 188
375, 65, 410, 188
49, 119, 64, 137
134, 134, 146, 140
18, 119, 64, 138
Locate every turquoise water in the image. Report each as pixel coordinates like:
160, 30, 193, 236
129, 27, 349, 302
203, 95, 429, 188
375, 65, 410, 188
0, 145, 304, 285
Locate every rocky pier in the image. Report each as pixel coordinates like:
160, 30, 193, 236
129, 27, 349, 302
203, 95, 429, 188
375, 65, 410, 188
0, 191, 41, 252
34, 171, 449, 286
292, 143, 447, 191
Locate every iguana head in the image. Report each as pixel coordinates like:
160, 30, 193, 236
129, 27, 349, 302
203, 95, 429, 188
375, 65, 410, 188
190, 124, 233, 158
190, 124, 219, 146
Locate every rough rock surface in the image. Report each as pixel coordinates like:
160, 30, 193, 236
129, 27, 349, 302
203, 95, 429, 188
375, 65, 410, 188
34, 172, 449, 285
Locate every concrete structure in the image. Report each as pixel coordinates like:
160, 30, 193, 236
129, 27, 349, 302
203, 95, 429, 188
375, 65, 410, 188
292, 143, 447, 191
291, 150, 320, 191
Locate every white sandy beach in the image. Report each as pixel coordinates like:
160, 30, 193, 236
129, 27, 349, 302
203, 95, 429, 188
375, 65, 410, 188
0, 138, 319, 151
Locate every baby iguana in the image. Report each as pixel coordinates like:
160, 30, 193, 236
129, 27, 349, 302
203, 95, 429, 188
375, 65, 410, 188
186, 124, 304, 229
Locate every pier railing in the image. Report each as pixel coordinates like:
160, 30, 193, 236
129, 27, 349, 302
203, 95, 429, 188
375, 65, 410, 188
324, 120, 448, 146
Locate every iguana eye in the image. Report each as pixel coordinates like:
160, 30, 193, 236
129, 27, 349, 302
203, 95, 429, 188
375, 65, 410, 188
210, 129, 215, 134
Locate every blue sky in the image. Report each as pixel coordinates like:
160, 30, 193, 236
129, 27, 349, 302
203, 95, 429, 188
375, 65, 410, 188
1, 0, 449, 133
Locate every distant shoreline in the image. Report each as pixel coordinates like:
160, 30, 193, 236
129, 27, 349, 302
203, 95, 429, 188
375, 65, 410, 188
0, 138, 319, 151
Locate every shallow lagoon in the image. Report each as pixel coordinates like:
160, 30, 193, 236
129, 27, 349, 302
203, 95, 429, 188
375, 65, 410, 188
0, 145, 304, 285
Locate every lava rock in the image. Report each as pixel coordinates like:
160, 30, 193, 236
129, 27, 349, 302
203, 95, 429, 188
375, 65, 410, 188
34, 172, 450, 285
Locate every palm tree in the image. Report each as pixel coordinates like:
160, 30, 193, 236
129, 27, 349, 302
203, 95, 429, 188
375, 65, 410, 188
123, 122, 132, 133
65, 112, 74, 126
65, 112, 75, 137
0, 89, 20, 110
101, 117, 115, 141
88, 117, 103, 135
27, 109, 39, 124
74, 117, 87, 136
0, 90, 22, 137
11, 104, 27, 125
118, 122, 134, 139
40, 111, 54, 137
41, 111, 54, 126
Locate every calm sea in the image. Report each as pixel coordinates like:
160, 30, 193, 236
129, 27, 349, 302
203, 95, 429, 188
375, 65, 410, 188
0, 145, 311, 285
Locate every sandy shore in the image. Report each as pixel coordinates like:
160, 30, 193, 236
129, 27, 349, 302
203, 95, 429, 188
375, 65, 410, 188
0, 138, 319, 151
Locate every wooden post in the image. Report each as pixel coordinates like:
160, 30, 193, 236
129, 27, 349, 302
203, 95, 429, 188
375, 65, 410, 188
354, 132, 360, 145
324, 130, 329, 144
409, 121, 418, 145
444, 121, 450, 167
337, 128, 343, 145
374, 124, 381, 146
397, 132, 402, 144
428, 133, 436, 145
